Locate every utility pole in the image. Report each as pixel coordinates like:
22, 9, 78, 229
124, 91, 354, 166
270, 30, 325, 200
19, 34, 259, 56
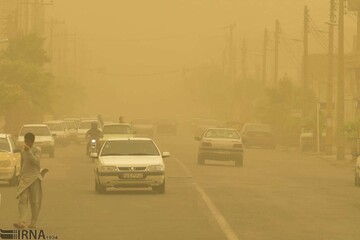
337, 0, 345, 160
48, 19, 65, 73
303, 6, 309, 89
326, 0, 336, 155
274, 20, 280, 85
227, 23, 236, 84
262, 28, 268, 85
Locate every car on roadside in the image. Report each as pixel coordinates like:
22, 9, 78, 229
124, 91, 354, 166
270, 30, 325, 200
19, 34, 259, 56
241, 123, 276, 149
44, 120, 69, 146
131, 119, 154, 137
17, 124, 55, 157
0, 134, 21, 186
94, 138, 170, 194
195, 128, 244, 167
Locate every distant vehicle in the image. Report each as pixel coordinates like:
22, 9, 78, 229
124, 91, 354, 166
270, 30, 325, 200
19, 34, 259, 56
195, 128, 244, 167
101, 123, 135, 141
94, 138, 170, 194
155, 119, 177, 135
64, 117, 80, 128
131, 119, 154, 137
194, 119, 219, 137
17, 124, 55, 157
241, 123, 276, 149
44, 120, 69, 146
0, 134, 21, 186
76, 119, 101, 144
64, 119, 78, 142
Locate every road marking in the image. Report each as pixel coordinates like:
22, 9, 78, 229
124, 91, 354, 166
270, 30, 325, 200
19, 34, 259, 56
172, 157, 239, 240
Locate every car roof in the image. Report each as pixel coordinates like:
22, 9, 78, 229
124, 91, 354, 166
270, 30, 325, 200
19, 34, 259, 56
22, 124, 48, 127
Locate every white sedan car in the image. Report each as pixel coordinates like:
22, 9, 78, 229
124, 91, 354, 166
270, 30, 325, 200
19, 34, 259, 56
94, 138, 170, 194
0, 134, 21, 186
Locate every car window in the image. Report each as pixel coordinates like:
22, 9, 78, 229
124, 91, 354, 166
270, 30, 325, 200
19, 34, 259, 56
103, 125, 131, 134
101, 140, 160, 156
78, 121, 94, 130
8, 137, 17, 151
204, 129, 240, 139
0, 138, 10, 152
19, 126, 51, 136
66, 121, 77, 129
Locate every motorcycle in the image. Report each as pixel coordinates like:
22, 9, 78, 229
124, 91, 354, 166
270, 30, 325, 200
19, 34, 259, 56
87, 138, 99, 159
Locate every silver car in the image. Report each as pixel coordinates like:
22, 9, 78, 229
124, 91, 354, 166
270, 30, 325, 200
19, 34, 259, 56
195, 128, 244, 167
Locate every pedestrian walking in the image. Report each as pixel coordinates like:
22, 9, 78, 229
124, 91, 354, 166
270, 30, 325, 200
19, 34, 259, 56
13, 132, 47, 229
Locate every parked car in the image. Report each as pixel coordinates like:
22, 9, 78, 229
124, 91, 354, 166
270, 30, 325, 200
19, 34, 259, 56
44, 120, 69, 146
155, 119, 177, 135
17, 124, 55, 157
131, 119, 154, 137
195, 128, 244, 167
94, 138, 170, 194
0, 134, 21, 186
241, 123, 276, 149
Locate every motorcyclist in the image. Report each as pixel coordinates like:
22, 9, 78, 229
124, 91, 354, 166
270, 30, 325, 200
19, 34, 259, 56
85, 122, 102, 155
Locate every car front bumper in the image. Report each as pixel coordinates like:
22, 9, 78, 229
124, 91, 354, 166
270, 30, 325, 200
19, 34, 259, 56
97, 171, 165, 188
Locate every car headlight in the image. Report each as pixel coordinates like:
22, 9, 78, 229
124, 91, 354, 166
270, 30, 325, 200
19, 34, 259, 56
147, 165, 165, 171
100, 166, 118, 172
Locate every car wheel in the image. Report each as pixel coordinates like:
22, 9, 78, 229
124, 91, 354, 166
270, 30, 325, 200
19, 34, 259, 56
197, 155, 205, 165
152, 180, 165, 194
9, 168, 18, 186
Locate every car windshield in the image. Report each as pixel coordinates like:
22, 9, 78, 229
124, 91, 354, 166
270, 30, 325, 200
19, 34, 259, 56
103, 125, 131, 134
204, 129, 240, 139
46, 123, 63, 131
101, 140, 160, 156
19, 126, 51, 136
0, 138, 10, 152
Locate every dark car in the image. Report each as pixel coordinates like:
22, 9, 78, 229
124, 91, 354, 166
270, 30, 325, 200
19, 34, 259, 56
241, 123, 276, 149
156, 119, 177, 135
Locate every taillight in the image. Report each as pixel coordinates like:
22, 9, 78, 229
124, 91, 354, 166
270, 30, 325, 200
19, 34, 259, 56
233, 143, 242, 148
202, 142, 212, 147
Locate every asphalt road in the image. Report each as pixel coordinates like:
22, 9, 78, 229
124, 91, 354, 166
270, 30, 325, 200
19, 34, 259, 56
1, 129, 360, 240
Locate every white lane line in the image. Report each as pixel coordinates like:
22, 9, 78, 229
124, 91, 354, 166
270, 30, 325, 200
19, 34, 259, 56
172, 157, 239, 240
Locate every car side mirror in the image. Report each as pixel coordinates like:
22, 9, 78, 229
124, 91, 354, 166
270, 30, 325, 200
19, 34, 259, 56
162, 152, 170, 158
90, 152, 99, 158
52, 133, 57, 137
194, 136, 201, 141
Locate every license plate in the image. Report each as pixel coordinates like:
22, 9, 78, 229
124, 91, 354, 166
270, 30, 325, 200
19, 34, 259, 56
121, 173, 144, 179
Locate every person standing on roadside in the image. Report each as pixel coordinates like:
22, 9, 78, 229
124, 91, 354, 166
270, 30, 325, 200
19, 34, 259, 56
14, 132, 46, 229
